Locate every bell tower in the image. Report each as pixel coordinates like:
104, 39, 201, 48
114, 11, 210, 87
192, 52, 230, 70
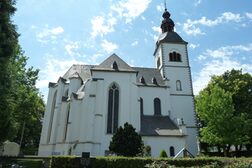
153, 6, 198, 155
154, 7, 193, 96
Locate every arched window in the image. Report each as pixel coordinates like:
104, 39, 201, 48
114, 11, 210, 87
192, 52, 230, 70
176, 80, 182, 91
63, 104, 70, 141
47, 90, 57, 143
154, 98, 161, 115
107, 83, 119, 134
170, 146, 175, 157
157, 57, 160, 68
140, 97, 143, 115
64, 89, 69, 97
169, 52, 181, 62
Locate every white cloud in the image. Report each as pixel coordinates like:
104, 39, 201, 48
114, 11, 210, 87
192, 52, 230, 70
197, 55, 207, 61
152, 26, 161, 33
37, 57, 86, 89
65, 41, 80, 57
156, 4, 163, 12
50, 27, 64, 35
204, 48, 233, 58
194, 0, 202, 7
183, 12, 242, 36
36, 26, 64, 43
101, 40, 118, 53
87, 53, 103, 64
246, 12, 252, 19
131, 41, 138, 46
111, 0, 151, 23
183, 21, 204, 36
193, 43, 252, 94
90, 0, 151, 39
204, 44, 252, 58
193, 57, 252, 95
141, 16, 146, 20
189, 43, 200, 49
91, 16, 116, 38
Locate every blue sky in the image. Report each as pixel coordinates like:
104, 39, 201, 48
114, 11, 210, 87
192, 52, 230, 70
13, 0, 252, 100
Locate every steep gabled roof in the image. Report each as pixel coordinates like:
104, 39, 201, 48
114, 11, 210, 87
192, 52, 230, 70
92, 53, 136, 72
63, 64, 95, 81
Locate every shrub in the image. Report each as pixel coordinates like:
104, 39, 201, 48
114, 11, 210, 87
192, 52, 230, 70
159, 150, 168, 158
91, 157, 153, 168
145, 161, 175, 168
143, 145, 151, 157
50, 156, 80, 168
109, 122, 143, 157
0, 159, 42, 168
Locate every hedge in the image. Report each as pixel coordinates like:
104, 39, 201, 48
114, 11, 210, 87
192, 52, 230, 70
50, 156, 80, 168
2, 156, 251, 168
0, 158, 43, 168
49, 156, 224, 168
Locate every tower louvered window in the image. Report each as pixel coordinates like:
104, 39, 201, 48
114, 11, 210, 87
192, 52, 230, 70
107, 83, 119, 134
169, 52, 181, 62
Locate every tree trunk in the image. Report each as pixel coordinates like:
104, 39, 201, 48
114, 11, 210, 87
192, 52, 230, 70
224, 144, 230, 157
217, 145, 222, 156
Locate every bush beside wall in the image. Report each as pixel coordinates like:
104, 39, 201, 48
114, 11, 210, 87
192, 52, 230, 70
50, 156, 80, 168
0, 158, 43, 168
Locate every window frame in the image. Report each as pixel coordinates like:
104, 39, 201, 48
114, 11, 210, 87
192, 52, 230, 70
154, 97, 161, 115
107, 83, 119, 134
169, 52, 181, 62
176, 80, 182, 91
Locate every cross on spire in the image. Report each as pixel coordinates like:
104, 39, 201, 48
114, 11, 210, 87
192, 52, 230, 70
160, 0, 175, 33
164, 0, 167, 10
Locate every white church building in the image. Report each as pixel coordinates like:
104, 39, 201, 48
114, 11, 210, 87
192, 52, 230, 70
38, 8, 198, 157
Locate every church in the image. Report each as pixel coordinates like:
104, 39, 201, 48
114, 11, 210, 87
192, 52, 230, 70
38, 8, 198, 157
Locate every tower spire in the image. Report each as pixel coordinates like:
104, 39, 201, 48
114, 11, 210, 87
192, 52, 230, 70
160, 1, 174, 33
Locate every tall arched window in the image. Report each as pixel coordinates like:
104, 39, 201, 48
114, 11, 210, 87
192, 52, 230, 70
176, 80, 182, 91
170, 146, 175, 157
157, 57, 161, 68
47, 90, 57, 143
140, 97, 143, 115
64, 89, 69, 97
154, 98, 161, 115
107, 83, 119, 134
63, 104, 70, 141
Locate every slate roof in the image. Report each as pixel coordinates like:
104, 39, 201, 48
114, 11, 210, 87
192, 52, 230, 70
140, 115, 183, 136
61, 54, 165, 87
157, 31, 187, 44
154, 31, 187, 55
92, 53, 136, 72
133, 67, 165, 86
63, 64, 95, 81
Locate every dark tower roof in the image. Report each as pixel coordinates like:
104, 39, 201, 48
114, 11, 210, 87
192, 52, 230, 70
154, 8, 187, 55
161, 8, 174, 33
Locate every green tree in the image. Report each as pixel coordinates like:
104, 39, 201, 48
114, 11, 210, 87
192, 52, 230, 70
0, 1, 45, 154
10, 49, 45, 153
207, 69, 252, 152
0, 0, 19, 143
109, 122, 143, 156
196, 85, 251, 156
